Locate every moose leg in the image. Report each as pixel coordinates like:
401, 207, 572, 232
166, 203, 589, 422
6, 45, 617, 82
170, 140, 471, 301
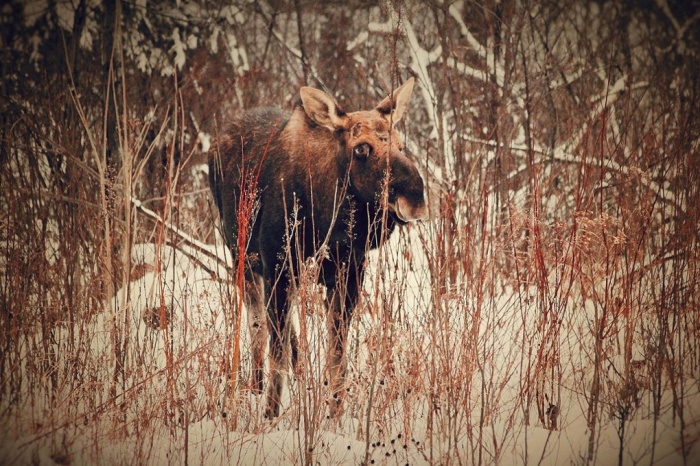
265, 276, 291, 419
326, 269, 361, 418
244, 270, 266, 393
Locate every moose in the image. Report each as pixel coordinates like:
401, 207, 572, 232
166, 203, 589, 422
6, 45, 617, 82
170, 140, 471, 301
208, 78, 427, 418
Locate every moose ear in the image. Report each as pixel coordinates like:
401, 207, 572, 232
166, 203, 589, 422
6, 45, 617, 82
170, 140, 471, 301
300, 87, 347, 131
376, 77, 415, 124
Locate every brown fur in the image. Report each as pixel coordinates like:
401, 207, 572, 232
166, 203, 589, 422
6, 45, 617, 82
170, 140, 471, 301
209, 79, 427, 418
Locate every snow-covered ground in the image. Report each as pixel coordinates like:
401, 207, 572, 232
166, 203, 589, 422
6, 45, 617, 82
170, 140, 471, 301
1, 227, 699, 465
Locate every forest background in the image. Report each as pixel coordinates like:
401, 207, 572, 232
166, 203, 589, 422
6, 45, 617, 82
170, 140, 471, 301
1, 0, 699, 464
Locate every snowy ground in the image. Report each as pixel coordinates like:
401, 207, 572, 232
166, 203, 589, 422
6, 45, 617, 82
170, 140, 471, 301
1, 227, 699, 465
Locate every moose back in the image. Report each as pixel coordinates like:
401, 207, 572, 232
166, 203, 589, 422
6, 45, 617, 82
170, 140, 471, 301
208, 78, 427, 418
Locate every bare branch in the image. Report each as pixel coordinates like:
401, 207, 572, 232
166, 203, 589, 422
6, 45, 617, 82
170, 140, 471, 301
131, 196, 230, 277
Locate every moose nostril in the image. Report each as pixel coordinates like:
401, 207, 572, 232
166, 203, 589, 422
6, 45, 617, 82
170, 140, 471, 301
395, 195, 429, 222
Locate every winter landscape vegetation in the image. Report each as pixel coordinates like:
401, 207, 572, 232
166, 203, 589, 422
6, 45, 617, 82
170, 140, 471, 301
1, 0, 699, 464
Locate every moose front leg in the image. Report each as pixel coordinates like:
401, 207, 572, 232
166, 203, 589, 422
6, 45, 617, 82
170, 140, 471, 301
244, 271, 266, 393
264, 275, 292, 419
325, 269, 361, 418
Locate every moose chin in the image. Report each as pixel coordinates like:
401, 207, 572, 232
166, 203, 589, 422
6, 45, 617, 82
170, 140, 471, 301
209, 77, 428, 419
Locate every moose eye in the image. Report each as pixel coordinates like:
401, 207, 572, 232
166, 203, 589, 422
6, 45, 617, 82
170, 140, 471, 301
353, 143, 372, 159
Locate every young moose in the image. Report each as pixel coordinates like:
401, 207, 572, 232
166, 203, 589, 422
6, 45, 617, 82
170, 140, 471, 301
209, 78, 427, 418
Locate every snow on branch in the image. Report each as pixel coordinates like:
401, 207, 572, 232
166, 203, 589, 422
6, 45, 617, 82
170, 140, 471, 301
655, 0, 682, 34
444, 57, 488, 82
448, 1, 488, 61
346, 30, 369, 51
368, 4, 441, 138
256, 1, 328, 89
655, 0, 700, 40
131, 197, 230, 278
446, 0, 505, 86
466, 72, 670, 207
467, 134, 680, 212
569, 76, 649, 154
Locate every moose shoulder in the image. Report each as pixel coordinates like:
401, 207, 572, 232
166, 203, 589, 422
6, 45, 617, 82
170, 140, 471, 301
208, 78, 427, 418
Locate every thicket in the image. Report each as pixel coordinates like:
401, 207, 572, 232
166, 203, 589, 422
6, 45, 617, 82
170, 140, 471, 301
1, 1, 699, 464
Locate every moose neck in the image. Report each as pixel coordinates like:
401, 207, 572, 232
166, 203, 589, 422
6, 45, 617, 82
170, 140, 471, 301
339, 168, 398, 252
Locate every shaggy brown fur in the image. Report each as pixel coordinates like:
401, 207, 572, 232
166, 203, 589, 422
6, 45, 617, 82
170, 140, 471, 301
209, 79, 427, 418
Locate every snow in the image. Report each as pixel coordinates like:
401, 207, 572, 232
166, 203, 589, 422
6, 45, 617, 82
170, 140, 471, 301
55, 0, 74, 31
226, 32, 249, 76
2, 223, 698, 465
22, 0, 47, 28
171, 27, 186, 71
